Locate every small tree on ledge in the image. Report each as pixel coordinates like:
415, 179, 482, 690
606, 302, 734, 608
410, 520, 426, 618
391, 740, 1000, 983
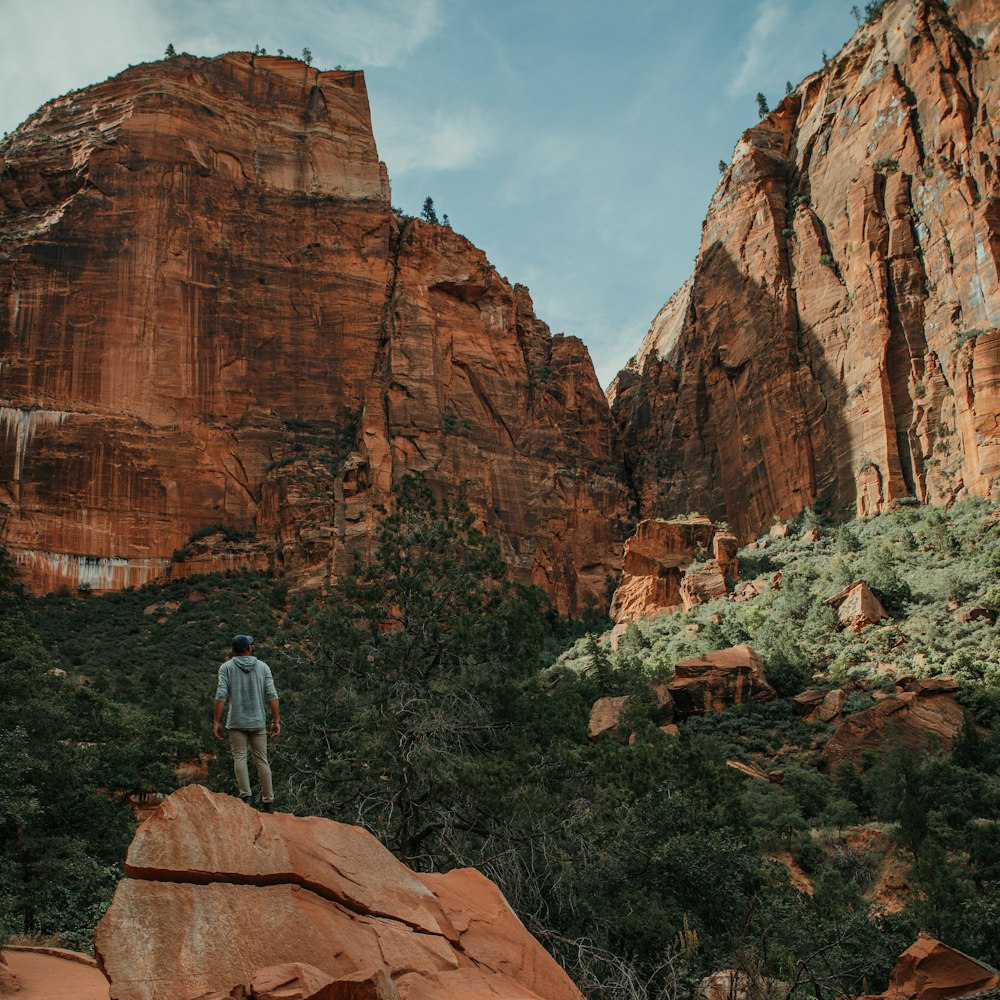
421, 196, 439, 224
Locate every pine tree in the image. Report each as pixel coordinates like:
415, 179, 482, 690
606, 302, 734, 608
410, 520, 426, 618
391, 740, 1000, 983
302, 47, 313, 66
164, 43, 176, 58
421, 196, 438, 224
756, 92, 770, 118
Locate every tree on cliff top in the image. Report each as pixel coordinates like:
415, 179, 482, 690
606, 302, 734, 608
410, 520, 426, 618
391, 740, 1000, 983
421, 196, 439, 224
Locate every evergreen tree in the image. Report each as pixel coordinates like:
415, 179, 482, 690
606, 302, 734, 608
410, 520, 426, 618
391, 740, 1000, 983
421, 196, 438, 224
164, 43, 176, 58
756, 92, 770, 118
302, 47, 313, 66
280, 474, 520, 864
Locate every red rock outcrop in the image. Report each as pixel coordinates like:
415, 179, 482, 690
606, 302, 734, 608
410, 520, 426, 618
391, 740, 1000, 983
589, 644, 776, 735
94, 785, 583, 1000
611, 0, 1000, 536
793, 687, 846, 723
669, 644, 777, 717
877, 934, 1000, 1000
823, 677, 965, 774
0, 53, 625, 613
826, 581, 889, 631
610, 517, 734, 624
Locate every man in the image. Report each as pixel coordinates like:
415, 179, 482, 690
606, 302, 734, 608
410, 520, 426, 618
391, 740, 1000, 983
213, 634, 281, 812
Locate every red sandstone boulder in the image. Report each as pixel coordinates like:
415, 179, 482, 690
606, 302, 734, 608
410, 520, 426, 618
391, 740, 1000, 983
588, 695, 630, 740
713, 533, 739, 580
669, 645, 776, 719
589, 685, 673, 741
680, 564, 729, 611
248, 964, 399, 1000
878, 934, 999, 1000
95, 786, 583, 1000
823, 679, 964, 775
793, 688, 845, 724
611, 517, 737, 624
826, 582, 888, 631
611, 518, 716, 623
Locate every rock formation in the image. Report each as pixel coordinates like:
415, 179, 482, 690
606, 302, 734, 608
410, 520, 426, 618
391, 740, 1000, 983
0, 53, 625, 613
588, 643, 775, 738
669, 644, 777, 717
875, 934, 1000, 1000
826, 581, 889, 631
610, 516, 736, 625
611, 0, 1000, 537
95, 785, 583, 1000
823, 676, 965, 774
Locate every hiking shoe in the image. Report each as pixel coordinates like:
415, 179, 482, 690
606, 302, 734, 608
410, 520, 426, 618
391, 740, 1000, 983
260, 801, 274, 814
240, 794, 253, 806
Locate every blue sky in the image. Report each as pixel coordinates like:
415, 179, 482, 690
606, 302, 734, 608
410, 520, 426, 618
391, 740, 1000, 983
1, 0, 860, 387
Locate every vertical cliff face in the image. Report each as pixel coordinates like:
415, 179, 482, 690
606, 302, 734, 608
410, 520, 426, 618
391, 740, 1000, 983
611, 0, 1000, 537
0, 53, 625, 612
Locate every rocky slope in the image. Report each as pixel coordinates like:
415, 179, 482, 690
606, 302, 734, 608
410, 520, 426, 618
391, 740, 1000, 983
611, 0, 1000, 538
0, 53, 625, 612
95, 785, 583, 1000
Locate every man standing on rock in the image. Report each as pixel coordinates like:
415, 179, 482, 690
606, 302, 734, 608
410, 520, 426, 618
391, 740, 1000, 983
213, 634, 280, 812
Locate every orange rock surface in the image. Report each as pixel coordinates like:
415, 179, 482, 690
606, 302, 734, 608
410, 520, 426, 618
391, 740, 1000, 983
0, 53, 624, 613
823, 677, 965, 774
611, 0, 1000, 536
95, 785, 583, 1000
669, 644, 777, 717
610, 517, 732, 624
879, 934, 1000, 1000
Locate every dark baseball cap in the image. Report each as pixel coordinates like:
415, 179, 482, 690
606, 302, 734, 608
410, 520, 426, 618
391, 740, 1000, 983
232, 634, 254, 653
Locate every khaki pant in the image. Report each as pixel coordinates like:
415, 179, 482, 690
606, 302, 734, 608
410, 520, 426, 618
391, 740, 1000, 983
228, 728, 273, 803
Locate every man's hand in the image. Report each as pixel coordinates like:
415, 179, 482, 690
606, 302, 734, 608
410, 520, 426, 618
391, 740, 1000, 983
213, 721, 223, 741
270, 719, 281, 738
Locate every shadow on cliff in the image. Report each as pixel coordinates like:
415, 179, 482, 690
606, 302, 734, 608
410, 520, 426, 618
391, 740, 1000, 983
617, 241, 856, 539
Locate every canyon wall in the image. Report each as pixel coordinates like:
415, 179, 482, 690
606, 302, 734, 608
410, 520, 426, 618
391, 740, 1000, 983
611, 0, 1000, 538
0, 53, 625, 612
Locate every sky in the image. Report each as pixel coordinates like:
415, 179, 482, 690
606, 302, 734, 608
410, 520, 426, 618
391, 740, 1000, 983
0, 0, 861, 387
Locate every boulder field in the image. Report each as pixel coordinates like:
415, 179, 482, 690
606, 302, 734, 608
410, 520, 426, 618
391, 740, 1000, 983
94, 785, 583, 1000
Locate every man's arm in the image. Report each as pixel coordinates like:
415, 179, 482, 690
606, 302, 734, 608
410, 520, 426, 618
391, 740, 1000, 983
269, 698, 281, 738
213, 699, 226, 740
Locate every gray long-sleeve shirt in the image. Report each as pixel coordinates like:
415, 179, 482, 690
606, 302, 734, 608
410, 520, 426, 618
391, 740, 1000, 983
215, 655, 278, 730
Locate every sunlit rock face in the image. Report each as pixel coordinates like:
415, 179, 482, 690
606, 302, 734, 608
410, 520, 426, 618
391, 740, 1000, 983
611, 0, 1000, 538
95, 785, 585, 1000
0, 53, 626, 612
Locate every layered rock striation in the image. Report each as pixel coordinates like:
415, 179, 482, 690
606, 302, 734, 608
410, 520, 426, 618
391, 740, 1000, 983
95, 785, 584, 1000
0, 53, 625, 612
612, 0, 1000, 537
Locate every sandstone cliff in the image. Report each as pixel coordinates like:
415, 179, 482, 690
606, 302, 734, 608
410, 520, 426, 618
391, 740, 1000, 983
611, 0, 1000, 537
0, 53, 625, 612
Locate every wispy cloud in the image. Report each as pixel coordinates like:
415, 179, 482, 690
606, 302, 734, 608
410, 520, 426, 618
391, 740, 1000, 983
177, 0, 444, 69
728, 0, 788, 98
374, 105, 497, 175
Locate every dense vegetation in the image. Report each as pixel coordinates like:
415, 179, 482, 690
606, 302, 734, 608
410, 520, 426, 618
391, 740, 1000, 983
2, 488, 999, 997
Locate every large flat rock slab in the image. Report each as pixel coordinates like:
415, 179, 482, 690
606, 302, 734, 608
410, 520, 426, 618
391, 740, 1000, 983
96, 786, 583, 1000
